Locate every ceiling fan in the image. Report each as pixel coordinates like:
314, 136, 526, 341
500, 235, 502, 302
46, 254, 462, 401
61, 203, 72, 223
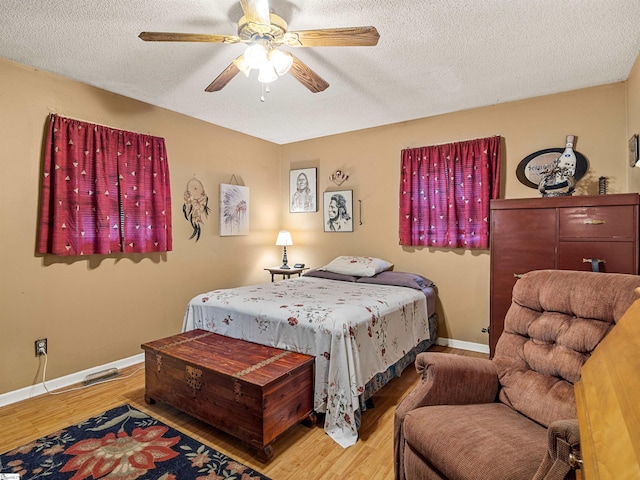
139, 0, 380, 94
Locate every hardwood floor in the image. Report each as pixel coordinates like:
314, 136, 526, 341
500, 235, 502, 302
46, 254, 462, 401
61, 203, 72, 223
0, 345, 487, 480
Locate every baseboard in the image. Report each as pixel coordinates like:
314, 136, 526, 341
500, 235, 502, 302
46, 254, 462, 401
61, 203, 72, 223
435, 337, 490, 355
0, 353, 144, 408
0, 341, 487, 408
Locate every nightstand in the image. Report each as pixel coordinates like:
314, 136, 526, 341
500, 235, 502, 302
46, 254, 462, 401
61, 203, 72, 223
264, 266, 309, 282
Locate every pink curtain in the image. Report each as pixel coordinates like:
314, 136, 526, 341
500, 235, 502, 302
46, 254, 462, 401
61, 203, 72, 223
399, 136, 501, 249
38, 114, 172, 256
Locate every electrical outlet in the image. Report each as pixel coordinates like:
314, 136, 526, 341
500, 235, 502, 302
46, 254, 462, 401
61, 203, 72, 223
35, 338, 47, 356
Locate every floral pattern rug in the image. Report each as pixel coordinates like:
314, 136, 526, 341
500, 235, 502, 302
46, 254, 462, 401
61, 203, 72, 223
0, 404, 270, 480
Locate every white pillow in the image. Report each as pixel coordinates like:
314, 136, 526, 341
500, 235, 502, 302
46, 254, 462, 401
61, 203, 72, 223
320, 256, 393, 277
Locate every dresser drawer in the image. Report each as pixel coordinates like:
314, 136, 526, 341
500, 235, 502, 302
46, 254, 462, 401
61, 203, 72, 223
559, 205, 636, 239
558, 241, 637, 273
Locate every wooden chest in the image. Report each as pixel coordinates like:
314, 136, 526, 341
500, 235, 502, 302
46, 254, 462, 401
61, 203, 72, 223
141, 329, 315, 461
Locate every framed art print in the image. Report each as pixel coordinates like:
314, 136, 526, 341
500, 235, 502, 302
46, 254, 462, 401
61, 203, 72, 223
324, 190, 353, 232
630, 134, 639, 167
219, 183, 249, 236
290, 167, 317, 212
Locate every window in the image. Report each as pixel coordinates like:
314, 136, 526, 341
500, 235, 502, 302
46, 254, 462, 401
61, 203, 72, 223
38, 114, 172, 256
399, 136, 501, 249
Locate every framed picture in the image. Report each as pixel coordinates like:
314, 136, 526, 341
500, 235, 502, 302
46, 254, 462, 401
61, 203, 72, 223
630, 134, 639, 167
323, 190, 353, 232
290, 168, 317, 212
219, 183, 249, 236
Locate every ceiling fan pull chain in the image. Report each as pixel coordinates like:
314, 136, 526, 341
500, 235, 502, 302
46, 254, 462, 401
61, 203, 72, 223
260, 82, 271, 102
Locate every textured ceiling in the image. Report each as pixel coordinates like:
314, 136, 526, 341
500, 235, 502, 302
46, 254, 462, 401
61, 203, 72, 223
2, 0, 640, 144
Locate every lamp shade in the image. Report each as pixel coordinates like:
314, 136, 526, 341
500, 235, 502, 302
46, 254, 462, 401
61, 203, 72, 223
275, 230, 293, 246
269, 49, 293, 76
234, 54, 251, 77
244, 43, 268, 70
258, 62, 278, 84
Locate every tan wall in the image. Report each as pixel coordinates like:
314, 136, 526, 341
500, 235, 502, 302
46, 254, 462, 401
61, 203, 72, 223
0, 58, 281, 394
627, 54, 640, 191
279, 82, 631, 344
2, 53, 637, 396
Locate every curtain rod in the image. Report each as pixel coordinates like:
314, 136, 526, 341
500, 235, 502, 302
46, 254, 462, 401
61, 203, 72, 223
404, 134, 501, 150
47, 111, 157, 137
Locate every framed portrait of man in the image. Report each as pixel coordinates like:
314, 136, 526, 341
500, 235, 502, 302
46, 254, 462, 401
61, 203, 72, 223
323, 190, 353, 232
290, 168, 317, 213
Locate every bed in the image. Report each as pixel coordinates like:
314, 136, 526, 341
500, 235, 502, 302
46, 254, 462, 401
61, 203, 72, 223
182, 257, 437, 448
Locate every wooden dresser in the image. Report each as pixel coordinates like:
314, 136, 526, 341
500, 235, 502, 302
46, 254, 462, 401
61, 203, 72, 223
489, 193, 640, 356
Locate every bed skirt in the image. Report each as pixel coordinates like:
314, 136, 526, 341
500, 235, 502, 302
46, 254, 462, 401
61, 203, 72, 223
355, 312, 438, 426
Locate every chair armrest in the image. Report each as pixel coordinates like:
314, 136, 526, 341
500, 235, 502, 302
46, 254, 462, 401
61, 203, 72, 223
533, 419, 581, 480
394, 352, 499, 480
408, 352, 499, 409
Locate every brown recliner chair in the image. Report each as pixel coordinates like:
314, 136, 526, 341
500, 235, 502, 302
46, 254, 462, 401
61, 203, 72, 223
394, 269, 640, 480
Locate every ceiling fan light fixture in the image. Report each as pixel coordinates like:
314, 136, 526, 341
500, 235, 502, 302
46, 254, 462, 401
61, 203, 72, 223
244, 42, 268, 69
233, 55, 252, 77
139, 0, 380, 94
258, 62, 278, 83
269, 49, 293, 76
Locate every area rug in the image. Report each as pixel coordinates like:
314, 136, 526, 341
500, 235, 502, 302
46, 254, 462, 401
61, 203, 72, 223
0, 404, 271, 480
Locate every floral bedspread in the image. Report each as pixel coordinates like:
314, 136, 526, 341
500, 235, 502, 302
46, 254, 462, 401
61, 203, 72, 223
182, 276, 431, 448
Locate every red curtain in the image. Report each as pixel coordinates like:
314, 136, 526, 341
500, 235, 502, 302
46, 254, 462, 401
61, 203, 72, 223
399, 136, 501, 249
38, 114, 172, 256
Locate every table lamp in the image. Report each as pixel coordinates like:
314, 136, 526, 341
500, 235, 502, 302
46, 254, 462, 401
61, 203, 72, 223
275, 230, 293, 269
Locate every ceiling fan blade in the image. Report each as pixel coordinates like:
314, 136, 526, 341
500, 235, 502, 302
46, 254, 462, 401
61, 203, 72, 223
284, 26, 380, 47
139, 32, 241, 44
205, 61, 241, 92
289, 55, 329, 93
240, 0, 271, 26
